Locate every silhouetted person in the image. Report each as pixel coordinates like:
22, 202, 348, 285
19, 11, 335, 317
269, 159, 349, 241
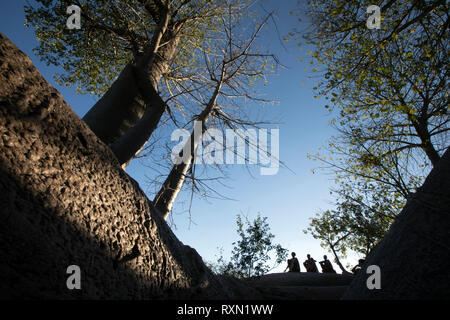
284, 252, 301, 272
319, 255, 336, 273
303, 254, 319, 273
351, 259, 366, 274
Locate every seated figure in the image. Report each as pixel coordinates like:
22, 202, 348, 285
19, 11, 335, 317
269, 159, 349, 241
319, 255, 336, 273
351, 259, 366, 274
284, 252, 301, 272
303, 254, 319, 273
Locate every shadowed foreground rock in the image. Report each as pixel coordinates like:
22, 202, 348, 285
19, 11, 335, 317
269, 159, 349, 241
0, 32, 260, 300
343, 148, 450, 299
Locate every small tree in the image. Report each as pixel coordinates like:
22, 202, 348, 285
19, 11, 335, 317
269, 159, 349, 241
305, 203, 391, 274
210, 214, 287, 278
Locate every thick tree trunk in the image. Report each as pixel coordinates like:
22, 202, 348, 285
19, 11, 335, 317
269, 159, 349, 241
109, 84, 166, 165
81, 64, 145, 145
343, 148, 450, 299
82, 15, 180, 151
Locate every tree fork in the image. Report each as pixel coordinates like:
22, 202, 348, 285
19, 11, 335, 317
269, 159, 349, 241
109, 28, 185, 166
410, 114, 442, 167
82, 6, 179, 147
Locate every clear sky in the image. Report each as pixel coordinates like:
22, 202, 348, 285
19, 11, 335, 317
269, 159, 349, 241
0, 0, 361, 273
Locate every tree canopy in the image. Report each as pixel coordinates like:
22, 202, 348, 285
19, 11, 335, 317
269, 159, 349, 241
298, 0, 449, 261
25, 0, 237, 95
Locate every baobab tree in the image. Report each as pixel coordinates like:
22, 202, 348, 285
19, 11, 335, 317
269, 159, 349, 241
25, 0, 252, 166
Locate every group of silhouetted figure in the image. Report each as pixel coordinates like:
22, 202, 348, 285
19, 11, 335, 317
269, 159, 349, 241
284, 252, 335, 273
284, 252, 365, 274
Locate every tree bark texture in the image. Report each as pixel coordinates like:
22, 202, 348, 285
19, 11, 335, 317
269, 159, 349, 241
343, 147, 450, 299
0, 32, 259, 299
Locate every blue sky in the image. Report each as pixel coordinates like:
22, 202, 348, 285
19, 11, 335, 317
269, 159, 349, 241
0, 0, 361, 273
